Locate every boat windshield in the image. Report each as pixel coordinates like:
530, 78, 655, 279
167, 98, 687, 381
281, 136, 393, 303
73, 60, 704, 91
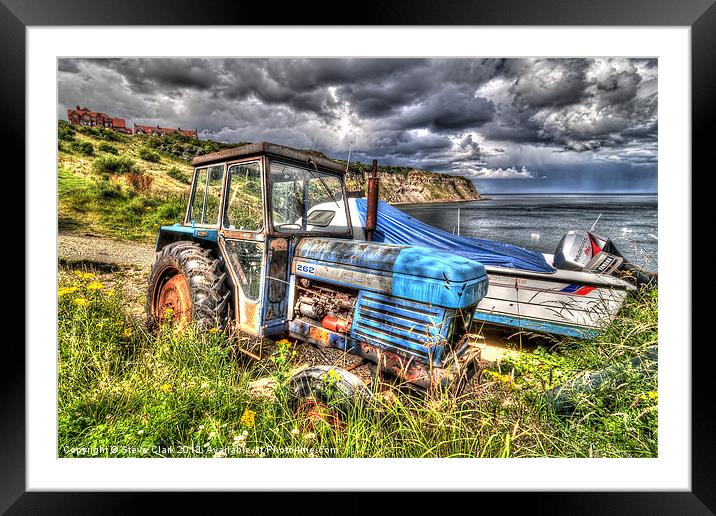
269, 161, 350, 234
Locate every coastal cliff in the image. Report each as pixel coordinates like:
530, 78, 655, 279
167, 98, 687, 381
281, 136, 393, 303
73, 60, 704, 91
346, 166, 481, 204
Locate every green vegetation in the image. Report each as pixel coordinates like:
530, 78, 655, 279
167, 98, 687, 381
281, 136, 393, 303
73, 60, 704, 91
71, 140, 94, 156
139, 147, 161, 163
93, 155, 136, 175
77, 124, 128, 142
143, 132, 248, 161
59, 121, 76, 141
98, 142, 119, 155
167, 166, 190, 184
59, 166, 184, 240
58, 272, 658, 458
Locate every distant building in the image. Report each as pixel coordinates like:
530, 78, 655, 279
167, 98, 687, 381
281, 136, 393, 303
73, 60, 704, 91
67, 105, 132, 134
111, 117, 132, 135
133, 124, 198, 139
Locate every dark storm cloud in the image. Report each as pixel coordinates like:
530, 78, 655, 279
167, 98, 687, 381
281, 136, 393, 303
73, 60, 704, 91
386, 85, 495, 131
58, 57, 658, 192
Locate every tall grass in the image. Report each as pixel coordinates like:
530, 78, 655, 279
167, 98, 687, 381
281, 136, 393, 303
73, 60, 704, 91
58, 271, 658, 458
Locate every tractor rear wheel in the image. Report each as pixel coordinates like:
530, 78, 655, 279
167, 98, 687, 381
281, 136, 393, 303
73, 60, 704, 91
146, 241, 230, 331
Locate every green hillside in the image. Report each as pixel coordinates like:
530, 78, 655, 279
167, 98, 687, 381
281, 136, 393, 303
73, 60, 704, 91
57, 121, 480, 242
57, 121, 247, 241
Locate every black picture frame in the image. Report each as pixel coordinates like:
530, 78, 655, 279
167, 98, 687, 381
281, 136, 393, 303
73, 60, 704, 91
4, 0, 713, 513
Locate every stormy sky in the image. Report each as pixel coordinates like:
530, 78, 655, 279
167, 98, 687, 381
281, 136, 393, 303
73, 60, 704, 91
57, 58, 657, 193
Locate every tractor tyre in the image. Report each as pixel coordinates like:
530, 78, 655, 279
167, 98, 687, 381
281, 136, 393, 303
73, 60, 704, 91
288, 365, 371, 417
146, 241, 231, 332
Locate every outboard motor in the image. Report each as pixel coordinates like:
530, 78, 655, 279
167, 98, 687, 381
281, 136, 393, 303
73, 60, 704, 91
554, 230, 657, 288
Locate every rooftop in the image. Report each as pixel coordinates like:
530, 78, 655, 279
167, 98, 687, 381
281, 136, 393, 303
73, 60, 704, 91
191, 142, 346, 173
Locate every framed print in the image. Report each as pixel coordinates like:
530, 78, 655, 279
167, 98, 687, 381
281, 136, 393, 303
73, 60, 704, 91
4, 0, 714, 512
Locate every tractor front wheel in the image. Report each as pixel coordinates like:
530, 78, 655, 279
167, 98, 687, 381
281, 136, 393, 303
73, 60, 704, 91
288, 365, 371, 418
146, 241, 230, 331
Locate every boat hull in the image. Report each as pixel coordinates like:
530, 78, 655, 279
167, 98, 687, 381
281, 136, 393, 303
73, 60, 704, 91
473, 263, 634, 338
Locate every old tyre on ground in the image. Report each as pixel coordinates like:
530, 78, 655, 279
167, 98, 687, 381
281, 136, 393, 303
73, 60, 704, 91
146, 241, 230, 331
288, 365, 371, 418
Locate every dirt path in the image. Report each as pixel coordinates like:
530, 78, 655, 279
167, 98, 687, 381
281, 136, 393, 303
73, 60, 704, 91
59, 233, 154, 270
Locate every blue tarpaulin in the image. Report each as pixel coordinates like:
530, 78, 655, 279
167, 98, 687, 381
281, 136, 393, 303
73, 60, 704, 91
354, 198, 556, 273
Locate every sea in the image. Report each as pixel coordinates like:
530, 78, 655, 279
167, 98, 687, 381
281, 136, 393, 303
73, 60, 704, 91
398, 193, 658, 270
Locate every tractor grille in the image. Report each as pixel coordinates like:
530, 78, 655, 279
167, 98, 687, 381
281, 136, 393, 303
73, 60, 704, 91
351, 291, 450, 364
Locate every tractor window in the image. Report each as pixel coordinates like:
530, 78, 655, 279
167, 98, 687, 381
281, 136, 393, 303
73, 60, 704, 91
189, 168, 207, 224
224, 162, 263, 231
269, 161, 349, 234
189, 165, 224, 226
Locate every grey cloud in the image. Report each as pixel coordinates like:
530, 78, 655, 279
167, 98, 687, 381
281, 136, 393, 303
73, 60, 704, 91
57, 57, 658, 189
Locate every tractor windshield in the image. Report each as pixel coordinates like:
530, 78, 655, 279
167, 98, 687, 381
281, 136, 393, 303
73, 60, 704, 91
269, 161, 350, 234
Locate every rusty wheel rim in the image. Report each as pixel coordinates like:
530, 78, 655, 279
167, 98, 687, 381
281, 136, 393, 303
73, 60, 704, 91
155, 271, 191, 326
295, 398, 342, 432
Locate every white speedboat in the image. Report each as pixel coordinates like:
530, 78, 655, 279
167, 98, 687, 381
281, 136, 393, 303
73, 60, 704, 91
342, 198, 648, 339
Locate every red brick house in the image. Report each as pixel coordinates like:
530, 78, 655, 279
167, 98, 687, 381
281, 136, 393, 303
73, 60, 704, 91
134, 124, 198, 139
111, 117, 132, 135
67, 105, 131, 134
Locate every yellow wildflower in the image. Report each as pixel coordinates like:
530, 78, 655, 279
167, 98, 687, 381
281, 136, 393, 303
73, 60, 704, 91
159, 384, 173, 393
105, 289, 116, 297
122, 328, 133, 338
209, 327, 220, 335
87, 281, 104, 290
484, 370, 513, 384
74, 271, 95, 280
58, 286, 79, 297
240, 408, 256, 429
646, 391, 658, 400
73, 298, 90, 307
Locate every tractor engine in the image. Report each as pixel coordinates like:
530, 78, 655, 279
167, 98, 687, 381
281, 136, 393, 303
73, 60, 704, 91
287, 237, 489, 388
293, 278, 356, 334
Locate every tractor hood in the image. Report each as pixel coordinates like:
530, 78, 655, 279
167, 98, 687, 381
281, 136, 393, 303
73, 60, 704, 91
293, 238, 488, 310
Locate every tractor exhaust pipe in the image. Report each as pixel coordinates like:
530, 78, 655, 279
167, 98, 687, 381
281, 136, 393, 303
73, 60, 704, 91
365, 159, 379, 241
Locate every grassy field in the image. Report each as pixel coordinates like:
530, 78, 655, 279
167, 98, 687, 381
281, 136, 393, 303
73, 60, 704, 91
58, 268, 658, 458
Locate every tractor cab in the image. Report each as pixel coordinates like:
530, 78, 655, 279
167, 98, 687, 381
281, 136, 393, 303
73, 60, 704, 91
153, 143, 353, 337
148, 142, 489, 390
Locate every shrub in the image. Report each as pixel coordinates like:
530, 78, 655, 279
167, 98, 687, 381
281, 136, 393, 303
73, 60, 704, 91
126, 171, 154, 194
167, 166, 190, 184
58, 122, 76, 141
139, 148, 161, 163
98, 142, 118, 155
70, 140, 94, 156
93, 155, 136, 175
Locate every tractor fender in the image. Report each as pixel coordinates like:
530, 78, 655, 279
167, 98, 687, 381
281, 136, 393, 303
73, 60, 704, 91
155, 224, 219, 252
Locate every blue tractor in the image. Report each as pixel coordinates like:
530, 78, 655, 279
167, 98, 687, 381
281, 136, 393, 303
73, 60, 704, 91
146, 142, 488, 399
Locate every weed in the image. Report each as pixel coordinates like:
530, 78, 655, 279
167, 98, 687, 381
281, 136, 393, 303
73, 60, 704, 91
126, 172, 154, 194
